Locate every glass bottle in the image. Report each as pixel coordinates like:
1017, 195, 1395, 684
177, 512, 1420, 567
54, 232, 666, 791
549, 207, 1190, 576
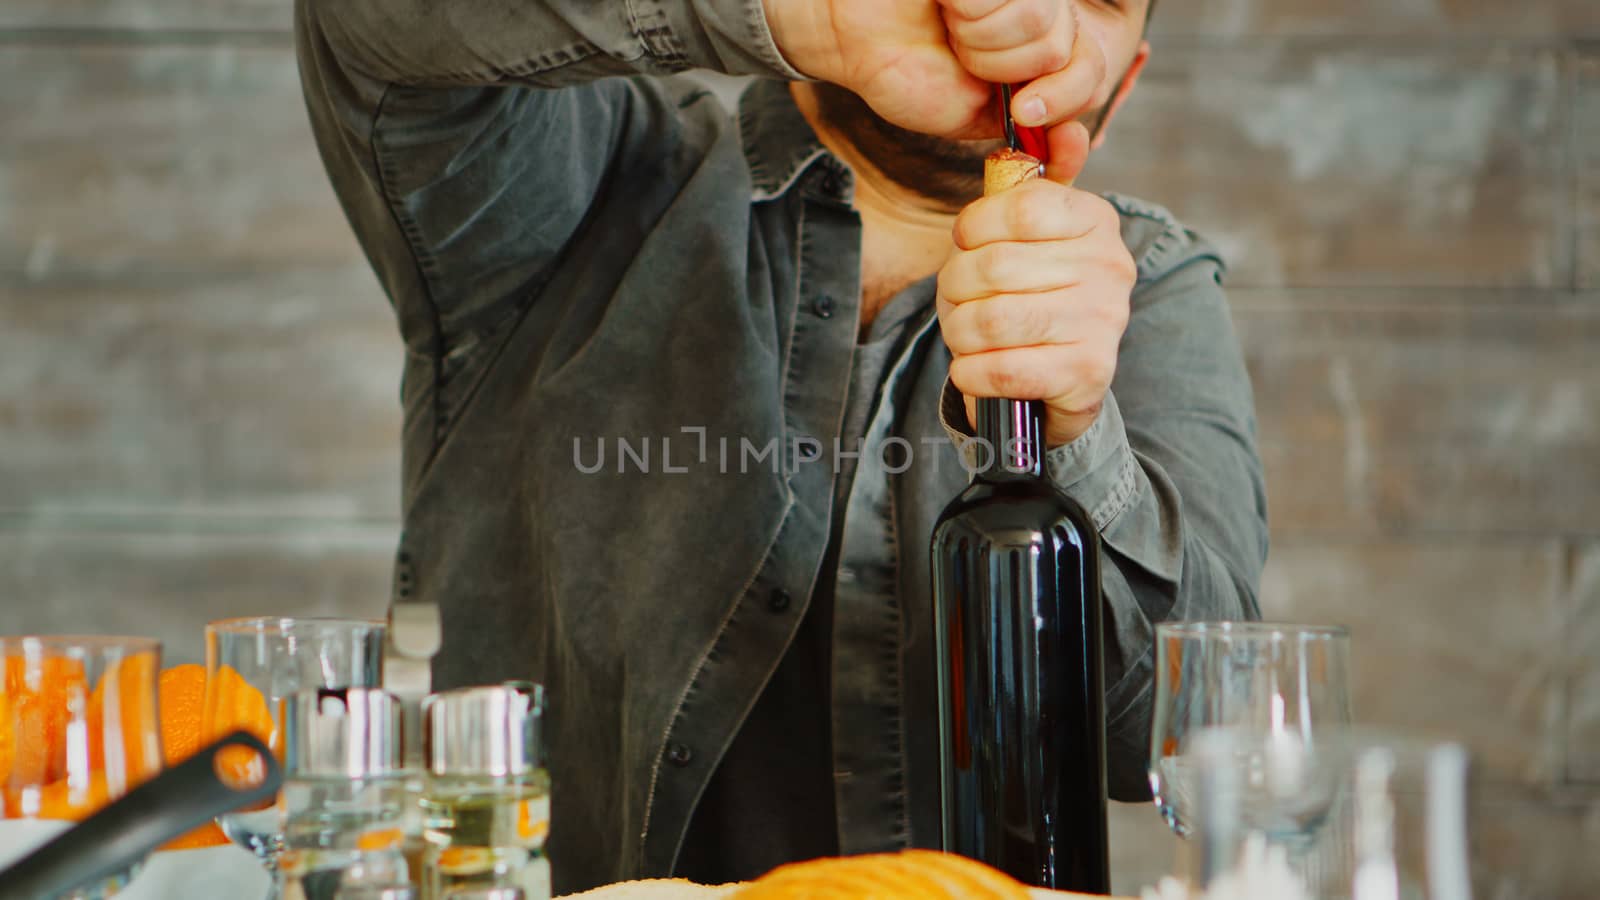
931, 397, 1109, 893
277, 688, 415, 900
421, 683, 550, 900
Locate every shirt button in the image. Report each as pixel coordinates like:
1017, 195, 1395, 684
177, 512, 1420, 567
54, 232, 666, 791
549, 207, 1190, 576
812, 294, 835, 319
768, 588, 792, 612
796, 440, 822, 462
666, 742, 693, 767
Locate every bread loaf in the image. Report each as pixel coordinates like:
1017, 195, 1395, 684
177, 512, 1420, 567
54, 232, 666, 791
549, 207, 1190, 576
560, 878, 739, 899
556, 853, 1115, 899
731, 849, 1030, 899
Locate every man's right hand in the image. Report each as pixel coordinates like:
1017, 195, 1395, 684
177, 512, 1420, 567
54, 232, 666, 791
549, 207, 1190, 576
763, 0, 1105, 142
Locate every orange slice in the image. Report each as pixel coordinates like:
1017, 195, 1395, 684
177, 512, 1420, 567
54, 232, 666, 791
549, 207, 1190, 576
85, 651, 162, 786
4, 654, 90, 789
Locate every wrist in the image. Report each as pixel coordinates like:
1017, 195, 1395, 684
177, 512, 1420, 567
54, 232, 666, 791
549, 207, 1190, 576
1045, 403, 1103, 449
761, 0, 835, 81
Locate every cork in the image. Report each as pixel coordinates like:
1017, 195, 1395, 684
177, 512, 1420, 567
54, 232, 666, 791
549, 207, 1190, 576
984, 147, 1044, 197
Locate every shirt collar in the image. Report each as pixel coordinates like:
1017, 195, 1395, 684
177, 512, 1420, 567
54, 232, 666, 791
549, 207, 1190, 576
738, 79, 851, 202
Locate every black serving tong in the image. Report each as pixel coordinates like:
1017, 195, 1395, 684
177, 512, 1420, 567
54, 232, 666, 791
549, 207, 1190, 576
0, 731, 282, 900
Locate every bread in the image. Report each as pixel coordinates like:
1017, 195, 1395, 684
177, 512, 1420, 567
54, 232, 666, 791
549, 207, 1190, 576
555, 851, 1120, 899
559, 878, 740, 899
730, 849, 1030, 899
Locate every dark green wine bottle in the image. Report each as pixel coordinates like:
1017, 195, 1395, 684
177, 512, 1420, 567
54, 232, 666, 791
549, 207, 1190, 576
931, 394, 1109, 893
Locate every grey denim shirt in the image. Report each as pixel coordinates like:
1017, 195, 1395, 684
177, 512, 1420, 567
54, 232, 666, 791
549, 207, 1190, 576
295, 0, 1268, 892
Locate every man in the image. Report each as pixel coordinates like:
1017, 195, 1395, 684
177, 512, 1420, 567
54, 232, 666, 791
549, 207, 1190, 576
295, 0, 1266, 891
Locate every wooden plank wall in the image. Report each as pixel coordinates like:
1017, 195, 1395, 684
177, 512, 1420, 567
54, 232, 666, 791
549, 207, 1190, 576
3, 1, 1598, 894
0, 27, 399, 649
1084, 5, 1600, 894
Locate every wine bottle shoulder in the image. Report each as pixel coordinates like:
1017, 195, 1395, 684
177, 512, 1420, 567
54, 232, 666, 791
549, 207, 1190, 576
931, 479, 1097, 551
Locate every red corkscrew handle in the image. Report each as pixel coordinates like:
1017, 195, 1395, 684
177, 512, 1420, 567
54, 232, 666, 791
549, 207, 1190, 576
1007, 84, 1050, 162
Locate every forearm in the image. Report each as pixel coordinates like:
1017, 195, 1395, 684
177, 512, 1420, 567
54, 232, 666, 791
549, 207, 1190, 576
305, 0, 803, 87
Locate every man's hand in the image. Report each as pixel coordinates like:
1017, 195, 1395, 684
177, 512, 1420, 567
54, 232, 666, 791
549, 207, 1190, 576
937, 176, 1136, 448
936, 0, 1109, 142
763, 0, 1102, 141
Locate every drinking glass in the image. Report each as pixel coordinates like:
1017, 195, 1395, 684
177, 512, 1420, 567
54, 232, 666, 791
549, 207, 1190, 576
0, 635, 163, 898
205, 617, 384, 899
1149, 621, 1353, 838
1175, 728, 1472, 900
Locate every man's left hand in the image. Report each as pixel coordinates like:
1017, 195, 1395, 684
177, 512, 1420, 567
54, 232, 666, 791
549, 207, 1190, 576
937, 168, 1136, 449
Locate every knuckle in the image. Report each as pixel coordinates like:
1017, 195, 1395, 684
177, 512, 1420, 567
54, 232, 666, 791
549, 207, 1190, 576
977, 242, 1016, 286
940, 320, 974, 356
951, 42, 987, 74
1017, 0, 1057, 36
1009, 185, 1058, 237
991, 364, 1043, 399
1036, 40, 1072, 73
1101, 295, 1131, 332
1099, 200, 1125, 233
951, 217, 972, 251
974, 300, 1011, 346
1019, 298, 1055, 344
947, 355, 981, 395
1079, 348, 1118, 390
1080, 193, 1117, 229
1103, 249, 1138, 286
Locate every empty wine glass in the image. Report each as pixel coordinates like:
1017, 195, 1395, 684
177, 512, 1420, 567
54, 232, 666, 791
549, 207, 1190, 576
1150, 622, 1353, 837
205, 617, 384, 899
1178, 727, 1472, 900
0, 635, 163, 898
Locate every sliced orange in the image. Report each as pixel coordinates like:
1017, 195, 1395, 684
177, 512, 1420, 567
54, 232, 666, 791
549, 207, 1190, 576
156, 664, 208, 767
355, 827, 404, 851
204, 664, 274, 746
85, 651, 162, 787
156, 666, 262, 845
3, 656, 275, 840
436, 846, 495, 875
0, 687, 12, 786
204, 664, 275, 790
5, 693, 51, 790
3, 654, 89, 788
32, 771, 111, 821
516, 798, 549, 843
160, 821, 230, 851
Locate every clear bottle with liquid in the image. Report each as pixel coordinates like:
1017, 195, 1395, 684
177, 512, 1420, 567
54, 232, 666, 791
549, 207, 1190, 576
421, 683, 550, 900
276, 688, 417, 900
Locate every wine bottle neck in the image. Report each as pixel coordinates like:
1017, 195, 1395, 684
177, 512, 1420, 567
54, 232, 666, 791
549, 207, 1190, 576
975, 398, 1047, 481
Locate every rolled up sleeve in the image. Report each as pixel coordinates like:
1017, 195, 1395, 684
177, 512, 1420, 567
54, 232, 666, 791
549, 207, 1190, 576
307, 0, 803, 86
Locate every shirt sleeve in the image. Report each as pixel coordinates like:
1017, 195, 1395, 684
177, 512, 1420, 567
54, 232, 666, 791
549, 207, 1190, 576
304, 0, 805, 87
295, 0, 801, 485
937, 214, 1268, 800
